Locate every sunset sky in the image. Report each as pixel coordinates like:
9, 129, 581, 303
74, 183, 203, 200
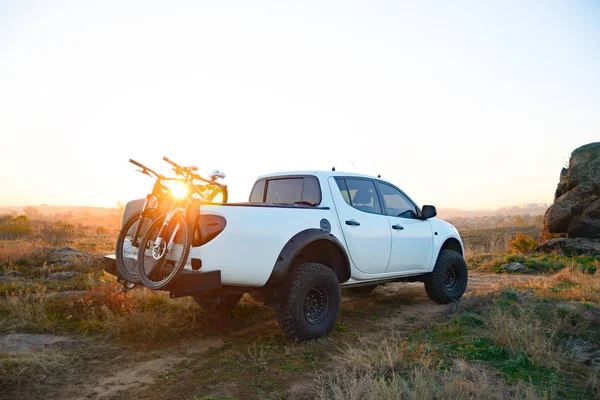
1, 1, 599, 210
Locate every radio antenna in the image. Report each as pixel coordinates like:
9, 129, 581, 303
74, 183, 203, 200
350, 161, 357, 171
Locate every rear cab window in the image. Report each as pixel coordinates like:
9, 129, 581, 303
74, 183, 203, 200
249, 176, 321, 206
335, 178, 383, 214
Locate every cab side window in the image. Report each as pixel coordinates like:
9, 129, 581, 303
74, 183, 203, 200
336, 178, 383, 214
377, 182, 418, 218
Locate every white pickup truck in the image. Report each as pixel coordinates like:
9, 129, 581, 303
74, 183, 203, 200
104, 170, 467, 341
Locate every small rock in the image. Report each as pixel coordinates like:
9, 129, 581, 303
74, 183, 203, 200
502, 262, 525, 272
48, 290, 87, 298
49, 271, 79, 280
557, 303, 578, 312
0, 334, 72, 353
213, 369, 220, 374
0, 276, 21, 282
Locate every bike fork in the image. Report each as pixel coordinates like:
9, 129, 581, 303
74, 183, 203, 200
131, 197, 150, 245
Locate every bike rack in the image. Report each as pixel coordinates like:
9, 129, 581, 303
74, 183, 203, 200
103, 255, 222, 297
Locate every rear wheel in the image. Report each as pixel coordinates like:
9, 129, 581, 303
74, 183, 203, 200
424, 249, 468, 304
115, 210, 156, 283
276, 263, 341, 341
138, 214, 191, 290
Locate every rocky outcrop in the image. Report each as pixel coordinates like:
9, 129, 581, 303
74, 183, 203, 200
32, 246, 87, 267
536, 238, 600, 255
544, 142, 600, 238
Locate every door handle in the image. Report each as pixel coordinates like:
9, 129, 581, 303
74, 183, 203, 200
345, 220, 360, 226
392, 224, 404, 230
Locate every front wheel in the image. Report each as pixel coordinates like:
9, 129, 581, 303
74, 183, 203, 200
424, 249, 468, 304
276, 263, 341, 341
138, 213, 191, 290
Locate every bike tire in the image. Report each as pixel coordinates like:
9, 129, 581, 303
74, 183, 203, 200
137, 213, 191, 290
207, 186, 228, 203
115, 209, 156, 283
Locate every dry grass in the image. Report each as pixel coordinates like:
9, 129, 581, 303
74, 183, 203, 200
487, 305, 563, 368
0, 349, 72, 393
0, 239, 48, 263
4, 288, 53, 331
302, 334, 543, 400
515, 266, 600, 303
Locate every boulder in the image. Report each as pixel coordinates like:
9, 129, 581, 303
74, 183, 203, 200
544, 142, 600, 238
536, 238, 600, 255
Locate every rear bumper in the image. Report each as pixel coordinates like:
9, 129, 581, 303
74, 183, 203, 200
103, 255, 222, 297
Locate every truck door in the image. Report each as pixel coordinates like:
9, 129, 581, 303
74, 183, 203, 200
375, 182, 434, 273
329, 177, 391, 274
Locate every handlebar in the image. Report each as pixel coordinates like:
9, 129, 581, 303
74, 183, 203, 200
162, 156, 223, 186
129, 159, 175, 181
129, 159, 144, 169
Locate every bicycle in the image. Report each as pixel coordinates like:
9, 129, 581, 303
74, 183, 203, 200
137, 157, 227, 290
115, 159, 182, 286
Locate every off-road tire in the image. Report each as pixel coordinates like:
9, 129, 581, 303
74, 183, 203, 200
349, 284, 377, 295
115, 209, 156, 284
194, 293, 242, 313
276, 262, 341, 341
424, 249, 468, 304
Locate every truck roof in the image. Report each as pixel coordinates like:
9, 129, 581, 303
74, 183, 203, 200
257, 170, 381, 181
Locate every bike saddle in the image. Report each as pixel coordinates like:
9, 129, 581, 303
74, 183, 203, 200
208, 170, 226, 180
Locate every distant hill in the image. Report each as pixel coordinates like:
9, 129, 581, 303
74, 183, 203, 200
1, 203, 548, 229
0, 205, 123, 231
437, 203, 549, 219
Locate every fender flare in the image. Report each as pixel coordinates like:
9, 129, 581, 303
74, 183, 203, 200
267, 228, 352, 285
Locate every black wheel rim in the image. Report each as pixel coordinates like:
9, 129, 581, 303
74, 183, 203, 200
444, 264, 460, 291
303, 287, 329, 324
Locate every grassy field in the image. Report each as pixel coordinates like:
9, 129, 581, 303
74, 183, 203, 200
0, 218, 599, 399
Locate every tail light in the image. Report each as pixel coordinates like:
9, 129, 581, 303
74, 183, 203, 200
193, 215, 227, 246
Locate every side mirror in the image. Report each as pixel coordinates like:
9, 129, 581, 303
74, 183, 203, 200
422, 205, 437, 219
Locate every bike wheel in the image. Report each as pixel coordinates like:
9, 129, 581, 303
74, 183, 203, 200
207, 186, 228, 203
115, 210, 156, 283
137, 213, 191, 290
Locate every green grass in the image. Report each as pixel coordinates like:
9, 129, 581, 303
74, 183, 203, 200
406, 294, 599, 399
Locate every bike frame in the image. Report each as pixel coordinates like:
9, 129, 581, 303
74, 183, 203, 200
127, 159, 179, 248
148, 157, 227, 261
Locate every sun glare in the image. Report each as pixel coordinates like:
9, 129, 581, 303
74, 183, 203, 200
168, 181, 188, 200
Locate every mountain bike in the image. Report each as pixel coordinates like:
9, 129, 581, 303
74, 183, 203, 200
115, 159, 182, 285
137, 157, 227, 290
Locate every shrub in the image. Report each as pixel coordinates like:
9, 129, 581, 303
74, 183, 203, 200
509, 232, 537, 253
0, 215, 33, 239
39, 221, 76, 246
